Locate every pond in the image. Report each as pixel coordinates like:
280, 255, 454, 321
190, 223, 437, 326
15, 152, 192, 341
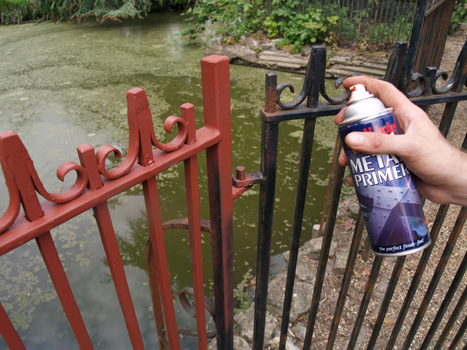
0, 13, 342, 349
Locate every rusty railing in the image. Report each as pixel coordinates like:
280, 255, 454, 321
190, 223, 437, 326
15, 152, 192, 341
253, 10, 467, 350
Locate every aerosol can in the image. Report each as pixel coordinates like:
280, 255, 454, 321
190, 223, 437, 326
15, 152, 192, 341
339, 84, 430, 256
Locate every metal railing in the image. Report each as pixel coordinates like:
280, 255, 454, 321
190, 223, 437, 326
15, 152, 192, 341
265, 0, 417, 48
0, 55, 236, 350
253, 14, 467, 350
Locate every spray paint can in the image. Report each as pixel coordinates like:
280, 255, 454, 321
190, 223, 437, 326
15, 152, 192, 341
338, 84, 430, 256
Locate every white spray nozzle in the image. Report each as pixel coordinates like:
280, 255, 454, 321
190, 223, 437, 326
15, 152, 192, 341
347, 84, 373, 105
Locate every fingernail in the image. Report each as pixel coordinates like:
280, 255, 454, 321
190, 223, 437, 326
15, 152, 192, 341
346, 133, 364, 146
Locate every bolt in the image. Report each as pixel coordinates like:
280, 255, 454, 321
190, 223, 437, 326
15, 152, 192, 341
236, 166, 246, 180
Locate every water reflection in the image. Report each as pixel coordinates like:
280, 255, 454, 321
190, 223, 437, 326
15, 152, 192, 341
0, 12, 342, 348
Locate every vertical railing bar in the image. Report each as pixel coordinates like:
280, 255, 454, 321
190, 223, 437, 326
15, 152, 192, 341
372, 0, 381, 45
346, 256, 383, 350
92, 202, 145, 349
326, 209, 365, 350
370, 0, 380, 44
420, 243, 467, 349
434, 282, 467, 350
447, 312, 467, 350
35, 233, 93, 349
181, 103, 208, 350
253, 120, 280, 350
337, 0, 343, 42
366, 255, 406, 350
439, 102, 460, 137
318, 134, 341, 237
397, 0, 410, 43
303, 156, 346, 350
378, 0, 392, 46
386, 0, 394, 40
77, 144, 145, 350
0, 302, 26, 350
278, 118, 317, 350
146, 241, 170, 349
143, 178, 180, 349
385, 203, 450, 350
405, 0, 426, 85
351, 1, 358, 43
394, 0, 403, 41
402, 206, 467, 350
253, 70, 279, 350
265, 72, 277, 114
201, 55, 234, 350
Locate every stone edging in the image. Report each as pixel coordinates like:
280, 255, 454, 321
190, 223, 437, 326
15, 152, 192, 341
205, 35, 389, 79
207, 194, 392, 350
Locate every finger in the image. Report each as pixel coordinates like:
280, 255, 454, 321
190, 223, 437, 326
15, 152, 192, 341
344, 132, 411, 157
338, 148, 348, 167
335, 107, 346, 125
343, 76, 411, 114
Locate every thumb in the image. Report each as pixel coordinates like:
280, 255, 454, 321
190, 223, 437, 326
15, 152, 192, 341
345, 132, 408, 156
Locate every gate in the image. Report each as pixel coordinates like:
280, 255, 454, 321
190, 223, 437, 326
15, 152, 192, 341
0, 55, 237, 350
252, 7, 467, 350
413, 0, 456, 73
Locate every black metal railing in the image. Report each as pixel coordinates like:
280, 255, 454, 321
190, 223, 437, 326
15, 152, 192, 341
253, 5, 467, 350
265, 0, 416, 49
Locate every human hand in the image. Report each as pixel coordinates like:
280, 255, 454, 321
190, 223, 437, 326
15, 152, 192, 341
335, 76, 467, 206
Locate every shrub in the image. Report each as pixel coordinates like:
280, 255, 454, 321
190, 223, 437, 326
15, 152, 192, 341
450, 0, 467, 33
180, 0, 266, 42
266, 0, 339, 53
0, 0, 29, 24
179, 0, 338, 52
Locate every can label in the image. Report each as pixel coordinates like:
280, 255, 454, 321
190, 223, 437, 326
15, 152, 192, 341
339, 112, 430, 256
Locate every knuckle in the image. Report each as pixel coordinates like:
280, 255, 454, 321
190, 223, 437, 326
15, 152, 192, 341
372, 132, 385, 149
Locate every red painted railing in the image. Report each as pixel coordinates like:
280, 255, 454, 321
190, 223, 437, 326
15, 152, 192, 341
0, 55, 236, 350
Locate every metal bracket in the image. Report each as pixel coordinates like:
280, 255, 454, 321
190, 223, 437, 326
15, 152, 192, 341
232, 166, 265, 200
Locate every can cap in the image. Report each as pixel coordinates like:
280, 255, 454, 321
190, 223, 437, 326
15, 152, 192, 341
339, 84, 392, 126
346, 84, 373, 105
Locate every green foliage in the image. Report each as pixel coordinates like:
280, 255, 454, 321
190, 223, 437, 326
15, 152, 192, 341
69, 0, 151, 22
179, 0, 337, 52
180, 0, 266, 42
151, 0, 193, 10
450, 0, 467, 33
233, 269, 254, 313
0, 0, 194, 24
0, 0, 29, 24
267, 0, 338, 53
